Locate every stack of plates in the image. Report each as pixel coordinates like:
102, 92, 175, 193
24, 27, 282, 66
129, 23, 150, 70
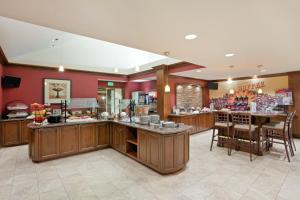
150, 115, 160, 124
140, 115, 150, 125
162, 121, 175, 128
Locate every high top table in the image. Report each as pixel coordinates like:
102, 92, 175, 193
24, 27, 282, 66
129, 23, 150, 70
217, 111, 287, 155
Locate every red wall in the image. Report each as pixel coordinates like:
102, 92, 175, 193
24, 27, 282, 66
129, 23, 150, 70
0, 63, 3, 112
169, 75, 209, 108
2, 65, 127, 112
97, 80, 156, 99
2, 65, 157, 113
2, 65, 208, 114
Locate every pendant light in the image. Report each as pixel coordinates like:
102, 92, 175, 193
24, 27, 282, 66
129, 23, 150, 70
258, 88, 263, 94
163, 51, 171, 93
164, 84, 170, 93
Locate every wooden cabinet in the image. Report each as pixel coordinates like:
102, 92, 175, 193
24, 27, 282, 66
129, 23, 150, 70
138, 131, 160, 169
137, 130, 148, 163
30, 123, 107, 161
79, 124, 96, 152
39, 127, 60, 160
146, 132, 160, 169
0, 119, 32, 146
111, 124, 126, 153
60, 125, 79, 156
1, 121, 20, 145
96, 123, 109, 148
20, 120, 32, 143
138, 129, 189, 173
28, 121, 190, 174
169, 113, 214, 134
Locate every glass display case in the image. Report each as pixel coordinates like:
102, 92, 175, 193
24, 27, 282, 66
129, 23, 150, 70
61, 98, 100, 123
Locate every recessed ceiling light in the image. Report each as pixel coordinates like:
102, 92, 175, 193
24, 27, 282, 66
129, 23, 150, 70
196, 69, 202, 73
163, 51, 170, 56
58, 65, 64, 72
227, 77, 233, 84
114, 68, 119, 73
184, 34, 197, 40
52, 38, 59, 42
253, 75, 258, 79
225, 53, 235, 57
260, 69, 267, 73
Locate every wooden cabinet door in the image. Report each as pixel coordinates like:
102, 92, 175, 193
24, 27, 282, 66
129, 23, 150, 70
119, 126, 127, 153
1, 121, 20, 145
174, 134, 186, 166
20, 120, 32, 144
147, 133, 160, 169
138, 131, 148, 163
79, 124, 96, 152
60, 125, 79, 155
96, 123, 109, 147
111, 125, 119, 150
111, 124, 126, 153
162, 135, 175, 170
39, 128, 59, 160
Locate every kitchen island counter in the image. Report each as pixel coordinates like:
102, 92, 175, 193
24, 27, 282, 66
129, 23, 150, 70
28, 119, 191, 174
169, 112, 214, 134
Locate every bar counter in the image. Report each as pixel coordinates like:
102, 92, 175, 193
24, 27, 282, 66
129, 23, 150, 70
28, 119, 191, 174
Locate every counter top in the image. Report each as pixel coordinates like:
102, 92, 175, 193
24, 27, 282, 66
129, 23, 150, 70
27, 119, 191, 135
169, 112, 212, 117
0, 117, 32, 122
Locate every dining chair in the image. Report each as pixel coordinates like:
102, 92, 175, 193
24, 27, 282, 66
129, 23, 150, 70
230, 112, 258, 161
210, 111, 232, 155
262, 114, 292, 162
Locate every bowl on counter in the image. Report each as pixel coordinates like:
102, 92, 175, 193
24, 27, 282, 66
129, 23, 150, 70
47, 115, 61, 123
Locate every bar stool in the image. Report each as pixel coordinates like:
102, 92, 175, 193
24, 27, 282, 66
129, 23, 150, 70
210, 111, 232, 155
262, 114, 292, 162
230, 112, 258, 161
288, 111, 296, 153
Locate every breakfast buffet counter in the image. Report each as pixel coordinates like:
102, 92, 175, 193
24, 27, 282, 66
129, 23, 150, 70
168, 112, 214, 134
27, 120, 191, 174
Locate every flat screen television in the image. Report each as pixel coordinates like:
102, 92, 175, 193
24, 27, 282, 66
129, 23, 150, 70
1, 76, 21, 88
208, 82, 218, 90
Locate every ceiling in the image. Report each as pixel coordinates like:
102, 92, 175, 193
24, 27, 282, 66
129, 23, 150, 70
0, 0, 300, 79
0, 16, 179, 74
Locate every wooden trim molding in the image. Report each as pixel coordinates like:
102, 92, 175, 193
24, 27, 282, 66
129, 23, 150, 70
0, 46, 8, 65
7, 62, 128, 80
209, 72, 290, 82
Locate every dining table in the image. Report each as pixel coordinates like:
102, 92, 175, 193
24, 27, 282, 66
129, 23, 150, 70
217, 111, 287, 155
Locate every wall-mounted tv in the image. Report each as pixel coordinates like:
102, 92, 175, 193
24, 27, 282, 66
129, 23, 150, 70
1, 76, 21, 88
208, 82, 218, 90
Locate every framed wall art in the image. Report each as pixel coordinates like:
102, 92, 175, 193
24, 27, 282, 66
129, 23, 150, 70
44, 78, 71, 104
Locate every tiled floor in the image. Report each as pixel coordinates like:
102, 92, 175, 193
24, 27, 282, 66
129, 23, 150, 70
1, 130, 300, 200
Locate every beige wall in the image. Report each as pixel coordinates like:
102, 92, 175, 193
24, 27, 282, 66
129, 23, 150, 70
210, 76, 288, 98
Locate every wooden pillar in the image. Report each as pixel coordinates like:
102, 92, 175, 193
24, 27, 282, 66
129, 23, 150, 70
155, 65, 171, 120
288, 72, 300, 138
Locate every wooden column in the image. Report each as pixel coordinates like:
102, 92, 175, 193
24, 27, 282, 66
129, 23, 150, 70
155, 65, 171, 119
288, 71, 300, 138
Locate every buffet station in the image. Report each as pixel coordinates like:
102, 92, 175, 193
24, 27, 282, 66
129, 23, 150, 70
26, 98, 191, 174
168, 83, 214, 134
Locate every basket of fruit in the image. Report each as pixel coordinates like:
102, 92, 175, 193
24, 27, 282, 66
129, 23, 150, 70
30, 103, 46, 123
